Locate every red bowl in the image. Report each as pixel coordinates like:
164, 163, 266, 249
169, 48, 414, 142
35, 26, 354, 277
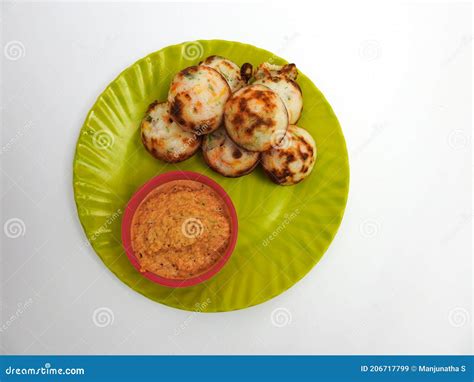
121, 171, 238, 288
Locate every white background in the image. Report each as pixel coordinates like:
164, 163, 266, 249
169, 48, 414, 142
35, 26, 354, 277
0, 0, 472, 355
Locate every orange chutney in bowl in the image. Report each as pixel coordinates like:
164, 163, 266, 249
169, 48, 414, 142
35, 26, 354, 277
131, 180, 231, 279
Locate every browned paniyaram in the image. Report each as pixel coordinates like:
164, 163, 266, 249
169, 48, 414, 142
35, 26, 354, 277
131, 180, 231, 279
224, 84, 289, 152
168, 65, 231, 135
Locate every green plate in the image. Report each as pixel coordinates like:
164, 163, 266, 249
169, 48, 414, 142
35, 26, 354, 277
73, 40, 349, 312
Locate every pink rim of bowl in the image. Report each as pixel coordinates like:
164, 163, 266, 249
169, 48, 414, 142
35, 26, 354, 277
121, 170, 238, 288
